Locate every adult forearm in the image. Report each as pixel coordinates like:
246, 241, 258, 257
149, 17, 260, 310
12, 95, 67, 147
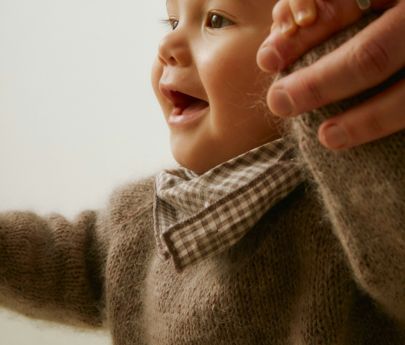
287, 16, 405, 323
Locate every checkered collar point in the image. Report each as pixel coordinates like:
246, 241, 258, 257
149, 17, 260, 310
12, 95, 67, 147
153, 138, 304, 272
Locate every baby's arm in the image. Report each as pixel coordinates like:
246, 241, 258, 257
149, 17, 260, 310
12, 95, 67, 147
285, 13, 405, 324
0, 208, 110, 328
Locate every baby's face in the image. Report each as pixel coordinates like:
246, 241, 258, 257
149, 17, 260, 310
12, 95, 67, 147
152, 0, 278, 174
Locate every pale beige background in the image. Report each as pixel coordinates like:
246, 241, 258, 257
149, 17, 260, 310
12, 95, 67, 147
0, 0, 175, 344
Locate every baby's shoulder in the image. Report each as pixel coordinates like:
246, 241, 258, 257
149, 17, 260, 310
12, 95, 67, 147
107, 175, 156, 225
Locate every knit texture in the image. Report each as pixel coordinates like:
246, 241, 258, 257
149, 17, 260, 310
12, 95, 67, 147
0, 14, 404, 345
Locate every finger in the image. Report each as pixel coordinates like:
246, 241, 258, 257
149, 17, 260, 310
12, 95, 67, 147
258, 0, 364, 73
318, 76, 405, 150
266, 4, 405, 117
258, 0, 398, 74
289, 0, 317, 27
272, 0, 298, 36
371, 0, 400, 10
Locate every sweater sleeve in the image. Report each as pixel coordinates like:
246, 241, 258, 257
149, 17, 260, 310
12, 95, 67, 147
0, 207, 110, 328
285, 15, 405, 323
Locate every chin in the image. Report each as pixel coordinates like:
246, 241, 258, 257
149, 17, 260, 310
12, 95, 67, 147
172, 150, 207, 175
169, 130, 241, 174
170, 142, 215, 175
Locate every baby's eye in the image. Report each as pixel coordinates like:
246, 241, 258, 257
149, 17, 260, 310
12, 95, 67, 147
168, 18, 179, 30
206, 12, 234, 29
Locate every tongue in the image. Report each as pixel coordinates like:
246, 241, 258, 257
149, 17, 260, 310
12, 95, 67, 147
183, 100, 208, 115
173, 100, 208, 116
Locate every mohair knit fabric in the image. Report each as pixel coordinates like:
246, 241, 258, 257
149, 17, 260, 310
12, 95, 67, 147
0, 15, 404, 345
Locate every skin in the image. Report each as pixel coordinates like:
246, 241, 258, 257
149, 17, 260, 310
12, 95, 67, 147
151, 0, 280, 174
257, 0, 405, 150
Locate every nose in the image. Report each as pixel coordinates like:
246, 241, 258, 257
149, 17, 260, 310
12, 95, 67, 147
158, 28, 191, 67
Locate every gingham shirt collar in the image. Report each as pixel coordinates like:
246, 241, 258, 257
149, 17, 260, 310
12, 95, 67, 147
153, 138, 304, 272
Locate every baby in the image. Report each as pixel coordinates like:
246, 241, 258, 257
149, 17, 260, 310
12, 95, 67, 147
0, 1, 404, 345
151, 0, 282, 174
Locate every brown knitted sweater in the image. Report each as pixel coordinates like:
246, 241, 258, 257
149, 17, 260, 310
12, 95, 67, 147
0, 16, 404, 345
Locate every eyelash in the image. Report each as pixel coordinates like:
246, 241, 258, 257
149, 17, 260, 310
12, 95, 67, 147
160, 18, 179, 30
161, 12, 234, 31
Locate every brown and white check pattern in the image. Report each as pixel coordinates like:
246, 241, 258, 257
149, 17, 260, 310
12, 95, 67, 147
153, 138, 304, 272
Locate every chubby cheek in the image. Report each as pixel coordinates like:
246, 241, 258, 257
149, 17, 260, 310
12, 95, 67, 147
202, 45, 266, 122
199, 39, 277, 147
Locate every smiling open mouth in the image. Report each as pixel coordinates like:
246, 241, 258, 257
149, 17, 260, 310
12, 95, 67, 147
168, 91, 209, 116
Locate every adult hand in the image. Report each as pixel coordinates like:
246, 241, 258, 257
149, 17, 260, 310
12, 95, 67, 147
257, 0, 405, 150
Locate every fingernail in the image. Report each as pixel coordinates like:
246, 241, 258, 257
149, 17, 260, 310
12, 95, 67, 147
322, 124, 348, 149
258, 46, 283, 73
269, 89, 294, 116
281, 18, 295, 35
295, 9, 316, 26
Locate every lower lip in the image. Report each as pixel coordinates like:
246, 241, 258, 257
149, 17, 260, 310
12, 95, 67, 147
167, 106, 208, 128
